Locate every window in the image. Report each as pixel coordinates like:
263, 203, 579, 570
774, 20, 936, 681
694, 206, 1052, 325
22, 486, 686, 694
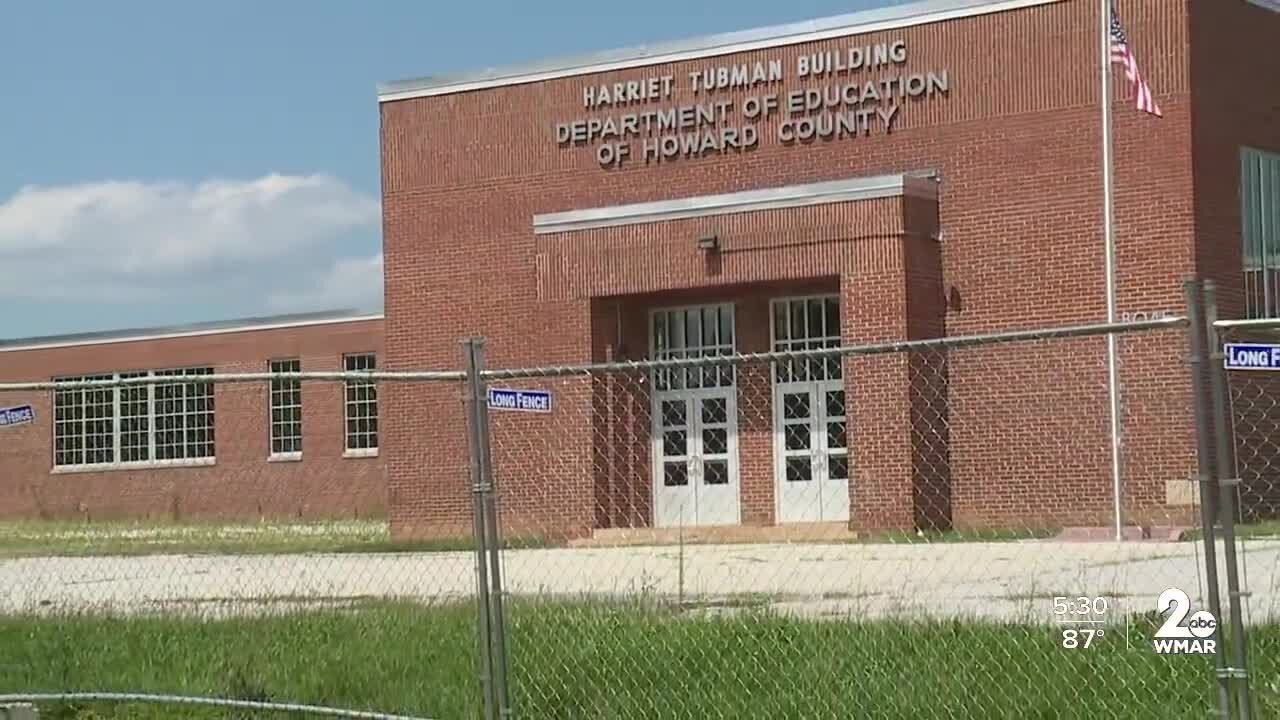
53, 374, 114, 467
53, 367, 215, 470
269, 358, 303, 457
343, 353, 378, 455
1242, 147, 1280, 319
771, 296, 842, 383
651, 305, 736, 392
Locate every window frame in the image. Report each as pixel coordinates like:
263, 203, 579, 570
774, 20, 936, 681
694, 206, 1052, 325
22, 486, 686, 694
51, 366, 217, 473
648, 303, 737, 393
342, 352, 379, 458
1242, 146, 1280, 319
768, 294, 843, 384
268, 358, 303, 461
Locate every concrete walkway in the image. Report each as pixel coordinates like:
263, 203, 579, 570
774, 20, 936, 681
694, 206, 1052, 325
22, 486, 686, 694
3, 539, 1278, 625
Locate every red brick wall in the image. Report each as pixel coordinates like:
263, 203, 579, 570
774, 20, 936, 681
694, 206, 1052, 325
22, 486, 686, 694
1189, 1, 1280, 521
0, 319, 387, 521
1190, 0, 1280, 311
381, 0, 1211, 538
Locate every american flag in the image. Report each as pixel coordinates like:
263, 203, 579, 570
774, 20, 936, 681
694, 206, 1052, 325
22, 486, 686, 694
1110, 5, 1162, 117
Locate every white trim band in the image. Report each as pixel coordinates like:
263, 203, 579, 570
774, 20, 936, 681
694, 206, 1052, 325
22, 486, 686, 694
533, 171, 938, 234
0, 314, 385, 354
377, 0, 1065, 102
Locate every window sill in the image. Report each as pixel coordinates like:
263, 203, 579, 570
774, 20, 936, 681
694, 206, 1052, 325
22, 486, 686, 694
52, 457, 216, 475
343, 449, 379, 459
268, 453, 303, 463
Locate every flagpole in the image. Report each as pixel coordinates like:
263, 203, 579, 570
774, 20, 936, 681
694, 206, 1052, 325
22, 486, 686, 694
1100, 0, 1124, 542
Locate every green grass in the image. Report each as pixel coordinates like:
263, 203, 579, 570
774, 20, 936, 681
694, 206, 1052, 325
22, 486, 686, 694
0, 520, 1064, 559
1183, 520, 1280, 542
3, 603, 1275, 720
0, 520, 547, 558
0, 517, 1269, 560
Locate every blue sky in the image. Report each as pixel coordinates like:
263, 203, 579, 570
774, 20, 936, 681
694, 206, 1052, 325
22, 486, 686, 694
0, 0, 908, 340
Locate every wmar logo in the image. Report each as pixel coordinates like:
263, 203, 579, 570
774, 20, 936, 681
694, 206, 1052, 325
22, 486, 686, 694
1152, 587, 1217, 655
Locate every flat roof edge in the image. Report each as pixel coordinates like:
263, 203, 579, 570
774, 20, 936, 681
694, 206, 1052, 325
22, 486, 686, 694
377, 0, 1062, 102
533, 170, 938, 235
0, 311, 385, 354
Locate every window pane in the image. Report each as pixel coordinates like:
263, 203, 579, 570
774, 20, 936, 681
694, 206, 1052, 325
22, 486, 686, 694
808, 299, 824, 339
825, 298, 840, 338
663, 430, 687, 457
783, 392, 810, 420
786, 457, 811, 483
664, 462, 688, 487
785, 424, 810, 451
661, 400, 685, 428
828, 456, 849, 481
719, 306, 733, 346
826, 391, 846, 418
703, 460, 729, 485
828, 421, 847, 450
685, 309, 701, 351
703, 428, 728, 455
700, 398, 727, 425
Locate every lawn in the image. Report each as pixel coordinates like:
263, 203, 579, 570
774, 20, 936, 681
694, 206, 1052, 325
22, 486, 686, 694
1182, 520, 1280, 542
2, 602, 1275, 719
0, 519, 1067, 559
0, 520, 546, 558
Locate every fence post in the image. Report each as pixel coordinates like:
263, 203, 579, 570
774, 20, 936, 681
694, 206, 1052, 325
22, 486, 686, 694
464, 339, 499, 720
463, 338, 513, 720
1203, 282, 1255, 719
1183, 278, 1232, 719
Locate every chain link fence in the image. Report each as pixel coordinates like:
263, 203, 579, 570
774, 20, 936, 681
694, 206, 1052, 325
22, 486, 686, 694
1219, 321, 1280, 526
475, 302, 1260, 719
1213, 302, 1280, 718
0, 370, 479, 720
0, 282, 1271, 718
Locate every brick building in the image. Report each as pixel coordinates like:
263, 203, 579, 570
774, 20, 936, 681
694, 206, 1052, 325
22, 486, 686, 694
0, 311, 386, 521
377, 0, 1279, 540
0, 0, 1275, 536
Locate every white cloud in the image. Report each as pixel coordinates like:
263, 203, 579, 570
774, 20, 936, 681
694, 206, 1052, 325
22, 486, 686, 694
266, 252, 384, 313
0, 173, 383, 311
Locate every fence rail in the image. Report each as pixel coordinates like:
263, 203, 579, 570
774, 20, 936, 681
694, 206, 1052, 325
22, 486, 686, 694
0, 280, 1268, 719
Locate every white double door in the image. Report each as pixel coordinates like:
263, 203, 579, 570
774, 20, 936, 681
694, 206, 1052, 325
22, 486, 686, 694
774, 380, 850, 523
652, 389, 740, 528
772, 295, 850, 524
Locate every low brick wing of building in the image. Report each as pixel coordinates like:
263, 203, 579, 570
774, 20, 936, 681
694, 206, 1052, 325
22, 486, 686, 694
0, 311, 385, 522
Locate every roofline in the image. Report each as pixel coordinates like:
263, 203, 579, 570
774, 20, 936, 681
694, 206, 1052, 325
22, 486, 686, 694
532, 170, 938, 235
377, 0, 1063, 103
0, 310, 385, 354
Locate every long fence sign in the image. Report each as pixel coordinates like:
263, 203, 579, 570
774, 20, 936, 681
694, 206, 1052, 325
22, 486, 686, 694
0, 405, 35, 428
487, 388, 553, 413
1223, 343, 1280, 371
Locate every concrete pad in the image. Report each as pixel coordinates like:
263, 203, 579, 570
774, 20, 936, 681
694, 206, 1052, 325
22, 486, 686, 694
1, 538, 1275, 626
1054, 526, 1193, 542
573, 522, 857, 547
1056, 526, 1148, 541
